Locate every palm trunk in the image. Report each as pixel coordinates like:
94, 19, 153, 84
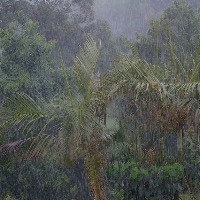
86, 155, 106, 200
136, 126, 142, 156
174, 190, 179, 200
160, 137, 165, 162
195, 108, 200, 145
177, 127, 183, 162
85, 132, 107, 200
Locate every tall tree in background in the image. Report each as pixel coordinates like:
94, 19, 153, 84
135, 1, 200, 71
0, 20, 55, 97
0, 0, 94, 64
0, 0, 130, 76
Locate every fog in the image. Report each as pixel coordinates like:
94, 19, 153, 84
94, 0, 199, 38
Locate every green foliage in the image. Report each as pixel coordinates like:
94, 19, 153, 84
0, 157, 91, 200
0, 20, 55, 96
2, 194, 16, 200
136, 1, 200, 72
0, 0, 130, 75
0, 1, 199, 200
107, 160, 186, 200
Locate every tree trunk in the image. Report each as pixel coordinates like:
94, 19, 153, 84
177, 129, 183, 162
160, 137, 165, 162
86, 156, 107, 200
174, 190, 179, 200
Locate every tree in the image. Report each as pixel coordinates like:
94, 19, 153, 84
0, 37, 110, 200
135, 1, 200, 70
0, 20, 56, 97
104, 44, 200, 162
0, 0, 122, 74
0, 0, 94, 66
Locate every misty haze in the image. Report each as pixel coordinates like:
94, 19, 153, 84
0, 0, 199, 199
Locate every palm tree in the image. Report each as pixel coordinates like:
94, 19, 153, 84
0, 36, 199, 199
103, 52, 200, 162
0, 37, 109, 200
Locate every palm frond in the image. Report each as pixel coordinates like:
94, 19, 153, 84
1, 93, 44, 124
104, 54, 200, 103
73, 36, 99, 95
0, 138, 32, 156
104, 57, 167, 101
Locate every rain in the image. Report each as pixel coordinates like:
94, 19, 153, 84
0, 0, 199, 199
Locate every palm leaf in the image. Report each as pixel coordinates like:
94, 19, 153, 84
1, 93, 44, 126
73, 36, 99, 96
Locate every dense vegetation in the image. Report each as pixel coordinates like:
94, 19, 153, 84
0, 0, 199, 200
